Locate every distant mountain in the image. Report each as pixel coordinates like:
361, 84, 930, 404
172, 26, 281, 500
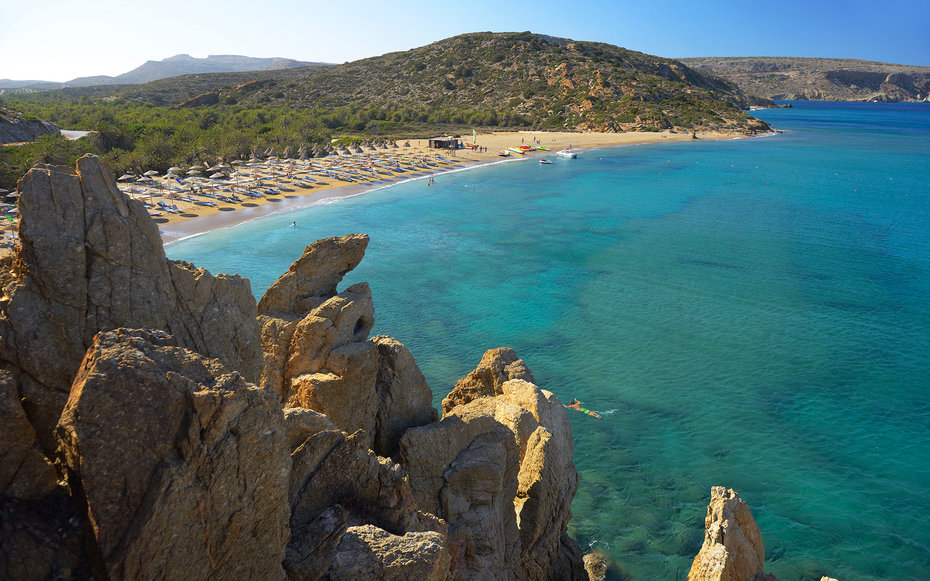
118, 32, 771, 134
680, 57, 930, 102
0, 54, 329, 91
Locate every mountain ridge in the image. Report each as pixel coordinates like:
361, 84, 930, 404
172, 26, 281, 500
0, 54, 331, 91
680, 56, 930, 102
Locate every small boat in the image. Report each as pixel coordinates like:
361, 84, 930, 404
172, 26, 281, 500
556, 149, 577, 159
539, 158, 552, 165
497, 150, 510, 157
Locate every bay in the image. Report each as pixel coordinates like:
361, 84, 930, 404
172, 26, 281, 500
167, 102, 930, 580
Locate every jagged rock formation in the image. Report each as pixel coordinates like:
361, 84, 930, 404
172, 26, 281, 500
687, 487, 776, 581
686, 488, 845, 581
0, 155, 261, 450
401, 349, 581, 579
0, 155, 585, 580
257, 234, 436, 457
0, 107, 59, 144
56, 328, 290, 580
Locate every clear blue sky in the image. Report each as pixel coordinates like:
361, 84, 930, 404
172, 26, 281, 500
2, 0, 927, 81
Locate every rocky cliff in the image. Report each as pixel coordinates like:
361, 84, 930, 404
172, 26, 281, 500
0, 106, 59, 144
0, 154, 586, 580
680, 57, 930, 103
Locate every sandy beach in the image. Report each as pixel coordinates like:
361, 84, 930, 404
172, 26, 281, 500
153, 129, 742, 246
0, 129, 738, 254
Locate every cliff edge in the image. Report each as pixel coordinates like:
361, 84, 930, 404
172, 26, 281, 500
0, 155, 586, 580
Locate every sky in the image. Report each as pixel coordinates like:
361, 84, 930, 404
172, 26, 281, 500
2, 0, 927, 81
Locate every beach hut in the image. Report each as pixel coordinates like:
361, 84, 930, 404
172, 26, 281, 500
428, 137, 461, 150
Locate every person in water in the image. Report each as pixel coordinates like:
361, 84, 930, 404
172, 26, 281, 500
565, 399, 601, 418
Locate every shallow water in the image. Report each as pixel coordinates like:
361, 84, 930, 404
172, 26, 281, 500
168, 102, 930, 580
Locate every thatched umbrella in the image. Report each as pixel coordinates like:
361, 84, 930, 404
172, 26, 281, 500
282, 146, 292, 159
264, 147, 275, 158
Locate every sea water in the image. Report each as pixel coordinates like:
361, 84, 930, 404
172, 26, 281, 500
167, 102, 930, 580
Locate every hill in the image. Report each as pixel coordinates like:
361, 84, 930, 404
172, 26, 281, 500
115, 32, 771, 135
680, 57, 930, 102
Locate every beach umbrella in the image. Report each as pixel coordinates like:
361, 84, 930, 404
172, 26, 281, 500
282, 146, 292, 159
210, 172, 226, 179
143, 170, 159, 177
0, 188, 8, 195
118, 174, 135, 181
168, 166, 182, 172
208, 164, 225, 172
404, 141, 411, 149
188, 165, 203, 171
187, 169, 202, 175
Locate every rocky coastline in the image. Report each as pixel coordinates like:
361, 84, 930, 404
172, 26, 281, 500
0, 155, 839, 580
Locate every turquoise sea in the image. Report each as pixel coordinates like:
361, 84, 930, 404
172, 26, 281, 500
167, 102, 930, 580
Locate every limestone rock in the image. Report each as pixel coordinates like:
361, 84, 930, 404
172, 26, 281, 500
287, 428, 443, 579
400, 413, 521, 578
257, 233, 369, 316
400, 350, 580, 580
326, 524, 451, 580
0, 370, 57, 499
55, 328, 290, 580
0, 492, 85, 581
283, 406, 337, 451
441, 347, 535, 414
285, 504, 350, 581
0, 155, 261, 450
260, 239, 435, 456
371, 335, 438, 458
687, 486, 776, 581
289, 429, 434, 537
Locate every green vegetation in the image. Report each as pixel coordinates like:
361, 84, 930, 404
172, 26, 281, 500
0, 32, 772, 191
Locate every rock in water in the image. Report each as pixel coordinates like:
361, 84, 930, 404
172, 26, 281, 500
0, 155, 261, 449
55, 328, 290, 580
687, 486, 777, 581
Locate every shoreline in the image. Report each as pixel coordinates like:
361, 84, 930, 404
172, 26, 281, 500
159, 129, 748, 247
